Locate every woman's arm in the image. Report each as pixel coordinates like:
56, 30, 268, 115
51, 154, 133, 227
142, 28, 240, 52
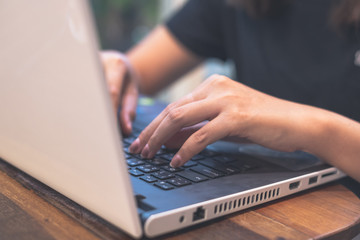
127, 25, 203, 95
129, 74, 360, 182
304, 109, 360, 182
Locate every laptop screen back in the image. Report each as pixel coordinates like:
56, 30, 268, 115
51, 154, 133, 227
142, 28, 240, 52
0, 0, 141, 238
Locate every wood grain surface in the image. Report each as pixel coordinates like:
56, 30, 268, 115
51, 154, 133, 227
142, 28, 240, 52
0, 158, 359, 240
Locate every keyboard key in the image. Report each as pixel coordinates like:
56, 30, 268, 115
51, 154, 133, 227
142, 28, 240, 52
146, 157, 169, 166
200, 149, 219, 158
190, 165, 224, 179
191, 155, 205, 161
213, 156, 235, 164
229, 159, 259, 172
199, 159, 239, 174
127, 158, 145, 167
140, 175, 158, 183
183, 161, 197, 168
156, 148, 168, 155
123, 136, 137, 145
132, 127, 142, 135
167, 177, 191, 187
129, 169, 144, 177
158, 153, 174, 161
154, 181, 174, 190
242, 163, 259, 170
161, 165, 183, 172
124, 153, 133, 159
124, 148, 142, 157
151, 170, 175, 180
177, 170, 208, 183
137, 164, 160, 173
132, 154, 143, 160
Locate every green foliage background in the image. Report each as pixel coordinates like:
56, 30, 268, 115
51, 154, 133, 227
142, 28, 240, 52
90, 0, 160, 51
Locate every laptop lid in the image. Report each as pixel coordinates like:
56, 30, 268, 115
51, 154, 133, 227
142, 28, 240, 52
0, 0, 142, 238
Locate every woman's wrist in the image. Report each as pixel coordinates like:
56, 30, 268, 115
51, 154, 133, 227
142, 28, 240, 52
296, 106, 347, 162
115, 52, 141, 89
292, 105, 330, 154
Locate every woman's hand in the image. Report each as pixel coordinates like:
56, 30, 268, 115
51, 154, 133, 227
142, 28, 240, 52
129, 74, 316, 167
101, 50, 138, 136
100, 26, 203, 136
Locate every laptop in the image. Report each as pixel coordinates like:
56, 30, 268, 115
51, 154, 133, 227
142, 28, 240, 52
0, 0, 345, 238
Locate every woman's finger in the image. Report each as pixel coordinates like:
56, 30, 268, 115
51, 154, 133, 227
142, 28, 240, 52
140, 99, 218, 159
101, 51, 127, 113
129, 93, 199, 154
129, 75, 229, 154
170, 116, 230, 168
119, 82, 138, 136
164, 122, 207, 149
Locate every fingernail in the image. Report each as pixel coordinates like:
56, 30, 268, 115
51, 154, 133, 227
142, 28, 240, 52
170, 155, 182, 168
129, 138, 140, 154
141, 144, 150, 159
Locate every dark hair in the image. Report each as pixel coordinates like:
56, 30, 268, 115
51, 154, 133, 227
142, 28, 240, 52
227, 0, 360, 32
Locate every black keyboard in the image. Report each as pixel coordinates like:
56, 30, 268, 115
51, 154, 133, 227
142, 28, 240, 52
123, 128, 258, 191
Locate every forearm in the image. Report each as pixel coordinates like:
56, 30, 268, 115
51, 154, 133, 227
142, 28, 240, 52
301, 108, 360, 182
126, 25, 202, 95
127, 74, 360, 180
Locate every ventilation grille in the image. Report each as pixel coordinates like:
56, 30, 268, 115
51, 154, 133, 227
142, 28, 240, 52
213, 188, 280, 215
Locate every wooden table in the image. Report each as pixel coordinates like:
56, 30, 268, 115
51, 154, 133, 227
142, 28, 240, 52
1, 158, 359, 240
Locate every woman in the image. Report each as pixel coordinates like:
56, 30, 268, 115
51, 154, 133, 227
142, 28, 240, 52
102, 0, 360, 182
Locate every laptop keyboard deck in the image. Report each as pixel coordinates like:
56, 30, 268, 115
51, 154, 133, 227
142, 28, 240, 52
123, 127, 259, 191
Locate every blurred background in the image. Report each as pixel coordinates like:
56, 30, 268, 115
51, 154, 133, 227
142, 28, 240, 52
90, 0, 233, 103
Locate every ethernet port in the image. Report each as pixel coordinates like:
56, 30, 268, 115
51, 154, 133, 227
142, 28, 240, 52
192, 207, 205, 222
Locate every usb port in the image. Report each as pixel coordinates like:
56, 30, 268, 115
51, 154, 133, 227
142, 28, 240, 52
289, 181, 300, 190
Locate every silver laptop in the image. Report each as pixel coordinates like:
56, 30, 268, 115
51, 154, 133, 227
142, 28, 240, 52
0, 0, 345, 238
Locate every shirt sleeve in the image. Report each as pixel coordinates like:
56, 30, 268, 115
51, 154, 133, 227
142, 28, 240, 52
165, 0, 227, 61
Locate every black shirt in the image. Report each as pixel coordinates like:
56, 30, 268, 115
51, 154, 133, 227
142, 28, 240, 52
166, 0, 360, 121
